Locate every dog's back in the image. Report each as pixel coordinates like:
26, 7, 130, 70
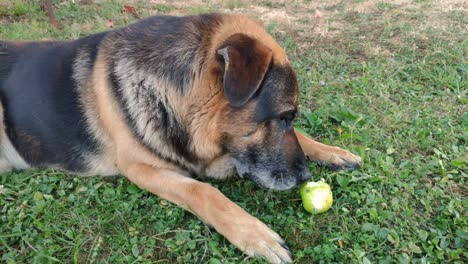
0, 42, 30, 171
0, 34, 107, 173
0, 42, 18, 89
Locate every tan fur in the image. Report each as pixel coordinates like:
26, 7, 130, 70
91, 43, 181, 174
184, 15, 290, 168
74, 49, 119, 176
111, 57, 198, 170
295, 129, 362, 166
0, 101, 30, 172
204, 154, 235, 179
95, 15, 295, 176
123, 163, 291, 264
84, 15, 359, 264
88, 23, 293, 263
0, 14, 362, 264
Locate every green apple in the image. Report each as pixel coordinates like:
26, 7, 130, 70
300, 180, 333, 214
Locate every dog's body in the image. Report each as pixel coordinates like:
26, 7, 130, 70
0, 14, 361, 263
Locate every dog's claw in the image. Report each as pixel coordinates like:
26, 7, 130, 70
321, 147, 362, 170
280, 240, 290, 251
328, 157, 361, 170
229, 216, 292, 264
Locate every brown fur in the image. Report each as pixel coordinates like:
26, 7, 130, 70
296, 130, 362, 168
181, 16, 289, 165
88, 15, 359, 263
217, 33, 273, 107
0, 14, 361, 263
90, 37, 295, 262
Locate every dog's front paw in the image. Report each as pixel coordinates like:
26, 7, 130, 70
324, 147, 362, 170
227, 216, 291, 264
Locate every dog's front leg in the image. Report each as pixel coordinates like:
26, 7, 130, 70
295, 129, 362, 170
122, 163, 292, 264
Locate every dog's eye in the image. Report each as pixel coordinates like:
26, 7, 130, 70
278, 111, 296, 128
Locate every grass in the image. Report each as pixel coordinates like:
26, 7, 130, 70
0, 0, 467, 263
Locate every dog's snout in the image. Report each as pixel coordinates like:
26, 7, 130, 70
297, 169, 311, 185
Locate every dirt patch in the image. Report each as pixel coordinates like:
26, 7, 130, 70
154, 0, 467, 48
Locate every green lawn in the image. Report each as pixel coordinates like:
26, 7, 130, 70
0, 1, 466, 263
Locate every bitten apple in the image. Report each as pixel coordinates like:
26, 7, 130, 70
300, 181, 333, 214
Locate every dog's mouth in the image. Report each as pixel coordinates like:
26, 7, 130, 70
242, 172, 299, 191
234, 160, 300, 191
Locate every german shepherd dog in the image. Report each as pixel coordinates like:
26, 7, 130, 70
0, 14, 361, 263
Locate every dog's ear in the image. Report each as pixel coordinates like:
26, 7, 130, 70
217, 34, 272, 107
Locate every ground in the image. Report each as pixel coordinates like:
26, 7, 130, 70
0, 0, 466, 263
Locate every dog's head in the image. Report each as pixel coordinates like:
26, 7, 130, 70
214, 33, 310, 190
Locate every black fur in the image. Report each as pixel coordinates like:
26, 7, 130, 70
254, 64, 298, 123
239, 128, 310, 188
0, 43, 18, 89
0, 33, 106, 171
108, 60, 195, 170
226, 63, 309, 189
111, 14, 222, 94
216, 33, 272, 107
107, 14, 224, 170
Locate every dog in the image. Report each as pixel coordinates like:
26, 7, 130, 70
0, 13, 361, 263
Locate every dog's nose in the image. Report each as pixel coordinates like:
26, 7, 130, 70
297, 169, 311, 185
